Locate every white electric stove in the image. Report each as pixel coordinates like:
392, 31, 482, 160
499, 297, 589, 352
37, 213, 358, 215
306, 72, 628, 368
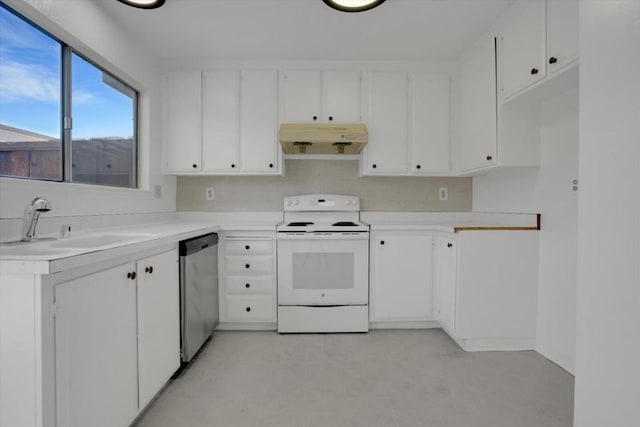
276, 194, 370, 333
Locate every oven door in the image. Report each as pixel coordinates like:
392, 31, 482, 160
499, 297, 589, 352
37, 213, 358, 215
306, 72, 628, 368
277, 232, 369, 306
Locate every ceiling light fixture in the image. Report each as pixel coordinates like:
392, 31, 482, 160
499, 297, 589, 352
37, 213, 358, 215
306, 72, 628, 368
323, 0, 386, 13
117, 0, 166, 9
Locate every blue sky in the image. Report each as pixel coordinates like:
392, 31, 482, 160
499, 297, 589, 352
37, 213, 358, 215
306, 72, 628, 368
0, 5, 134, 140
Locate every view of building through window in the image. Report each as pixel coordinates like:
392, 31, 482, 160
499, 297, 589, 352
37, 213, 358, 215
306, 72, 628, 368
0, 4, 137, 188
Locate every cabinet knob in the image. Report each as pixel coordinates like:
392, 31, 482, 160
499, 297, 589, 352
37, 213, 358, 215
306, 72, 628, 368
127, 271, 137, 280
192, 164, 197, 168
380, 240, 385, 245
246, 307, 251, 312
245, 264, 250, 269
106, 164, 112, 169
145, 266, 154, 274
486, 155, 493, 161
231, 164, 236, 168
313, 116, 318, 121
549, 57, 558, 64
245, 245, 250, 250
530, 68, 539, 75
447, 243, 453, 248
328, 116, 333, 121
416, 165, 421, 169
245, 283, 250, 288
372, 164, 377, 169
269, 163, 274, 168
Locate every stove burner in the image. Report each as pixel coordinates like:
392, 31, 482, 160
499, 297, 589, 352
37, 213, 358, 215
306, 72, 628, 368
287, 222, 314, 226
332, 221, 358, 226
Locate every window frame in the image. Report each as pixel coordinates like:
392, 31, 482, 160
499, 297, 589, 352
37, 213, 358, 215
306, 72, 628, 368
0, 3, 139, 189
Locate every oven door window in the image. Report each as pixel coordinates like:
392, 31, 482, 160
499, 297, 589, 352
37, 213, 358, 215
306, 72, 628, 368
277, 238, 368, 305
292, 253, 354, 290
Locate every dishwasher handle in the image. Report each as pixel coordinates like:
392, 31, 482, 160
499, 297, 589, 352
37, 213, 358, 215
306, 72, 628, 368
180, 233, 218, 256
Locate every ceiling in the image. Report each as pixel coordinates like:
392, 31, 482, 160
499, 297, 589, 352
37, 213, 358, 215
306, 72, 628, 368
99, 0, 514, 62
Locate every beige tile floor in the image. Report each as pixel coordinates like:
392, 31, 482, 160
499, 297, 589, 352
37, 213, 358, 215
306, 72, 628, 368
135, 330, 574, 427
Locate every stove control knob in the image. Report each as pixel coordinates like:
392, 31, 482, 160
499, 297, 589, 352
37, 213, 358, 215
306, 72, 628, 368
287, 200, 293, 206
293, 199, 299, 206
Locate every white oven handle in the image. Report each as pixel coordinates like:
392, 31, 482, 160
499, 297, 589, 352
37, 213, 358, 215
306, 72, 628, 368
277, 233, 369, 241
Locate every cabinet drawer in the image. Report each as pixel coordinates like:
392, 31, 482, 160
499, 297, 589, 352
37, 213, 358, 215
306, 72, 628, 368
225, 239, 273, 255
225, 276, 273, 295
225, 255, 273, 273
225, 295, 274, 321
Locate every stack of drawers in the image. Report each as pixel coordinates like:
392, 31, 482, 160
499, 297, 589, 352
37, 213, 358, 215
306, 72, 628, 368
220, 233, 276, 324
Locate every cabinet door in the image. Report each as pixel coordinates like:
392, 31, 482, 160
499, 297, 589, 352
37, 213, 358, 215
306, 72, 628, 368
165, 70, 202, 172
362, 71, 409, 174
202, 70, 240, 172
240, 70, 280, 173
456, 36, 498, 172
370, 234, 433, 321
546, 0, 578, 73
433, 237, 457, 334
500, 0, 546, 99
410, 73, 450, 174
55, 263, 138, 427
282, 70, 322, 123
323, 70, 361, 123
137, 249, 180, 409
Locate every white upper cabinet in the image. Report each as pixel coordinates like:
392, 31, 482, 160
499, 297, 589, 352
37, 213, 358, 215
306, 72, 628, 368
456, 35, 498, 173
361, 71, 409, 174
410, 73, 450, 175
165, 69, 281, 175
202, 70, 240, 172
323, 71, 361, 123
281, 69, 361, 123
499, 0, 547, 100
282, 70, 322, 122
546, 0, 579, 74
240, 69, 280, 173
165, 70, 202, 173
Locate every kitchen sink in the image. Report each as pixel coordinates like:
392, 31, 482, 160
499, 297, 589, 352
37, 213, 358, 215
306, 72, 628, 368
50, 233, 156, 249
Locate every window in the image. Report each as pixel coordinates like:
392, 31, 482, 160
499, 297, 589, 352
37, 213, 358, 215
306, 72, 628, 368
0, 4, 138, 188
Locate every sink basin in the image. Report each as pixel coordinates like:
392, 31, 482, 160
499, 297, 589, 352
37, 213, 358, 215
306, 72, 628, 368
0, 237, 57, 246
50, 233, 155, 249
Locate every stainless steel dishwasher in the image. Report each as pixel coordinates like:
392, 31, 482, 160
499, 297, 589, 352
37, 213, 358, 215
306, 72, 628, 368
179, 233, 218, 362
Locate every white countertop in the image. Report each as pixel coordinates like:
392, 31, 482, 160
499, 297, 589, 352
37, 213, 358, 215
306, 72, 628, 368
0, 211, 538, 275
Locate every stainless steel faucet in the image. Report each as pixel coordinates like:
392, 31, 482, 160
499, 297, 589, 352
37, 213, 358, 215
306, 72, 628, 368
21, 197, 52, 241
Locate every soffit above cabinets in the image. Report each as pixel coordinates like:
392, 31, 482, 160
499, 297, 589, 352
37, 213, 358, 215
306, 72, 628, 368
98, 0, 514, 61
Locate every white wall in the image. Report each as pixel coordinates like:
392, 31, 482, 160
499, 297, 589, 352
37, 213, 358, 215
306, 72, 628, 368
473, 88, 579, 374
0, 0, 176, 224
574, 1, 640, 426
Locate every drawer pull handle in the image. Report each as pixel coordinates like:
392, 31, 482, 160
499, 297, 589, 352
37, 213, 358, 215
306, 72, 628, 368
246, 307, 251, 312
245, 245, 250, 250
245, 283, 250, 288
245, 264, 250, 269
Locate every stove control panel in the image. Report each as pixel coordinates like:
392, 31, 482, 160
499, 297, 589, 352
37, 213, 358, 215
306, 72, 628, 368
284, 194, 360, 211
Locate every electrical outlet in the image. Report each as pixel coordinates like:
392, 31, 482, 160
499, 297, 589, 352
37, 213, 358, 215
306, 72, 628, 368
205, 187, 215, 201
439, 187, 448, 201
153, 185, 162, 198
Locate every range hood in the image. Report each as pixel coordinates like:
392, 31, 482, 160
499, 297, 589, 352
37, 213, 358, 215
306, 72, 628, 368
279, 123, 368, 155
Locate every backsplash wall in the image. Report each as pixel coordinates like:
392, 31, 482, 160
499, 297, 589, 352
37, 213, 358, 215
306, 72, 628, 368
177, 160, 472, 211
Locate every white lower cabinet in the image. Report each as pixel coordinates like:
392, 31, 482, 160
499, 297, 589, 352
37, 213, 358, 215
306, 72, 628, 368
434, 231, 539, 351
54, 247, 180, 427
136, 250, 180, 409
55, 262, 139, 427
369, 231, 434, 323
219, 232, 277, 327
